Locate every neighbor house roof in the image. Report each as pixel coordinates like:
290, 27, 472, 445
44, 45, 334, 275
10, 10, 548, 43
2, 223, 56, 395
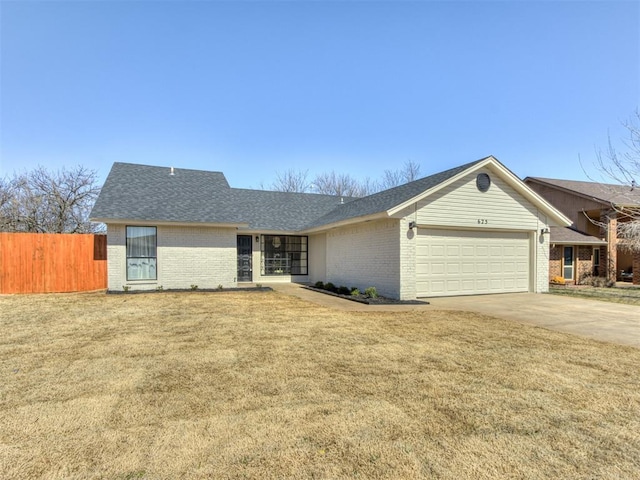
550, 226, 607, 246
525, 177, 640, 207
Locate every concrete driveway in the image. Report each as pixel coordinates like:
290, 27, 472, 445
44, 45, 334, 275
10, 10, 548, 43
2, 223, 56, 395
428, 293, 640, 348
272, 284, 640, 349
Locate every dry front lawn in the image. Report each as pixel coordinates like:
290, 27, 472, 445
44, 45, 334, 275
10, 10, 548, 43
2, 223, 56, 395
550, 285, 640, 305
1, 291, 639, 479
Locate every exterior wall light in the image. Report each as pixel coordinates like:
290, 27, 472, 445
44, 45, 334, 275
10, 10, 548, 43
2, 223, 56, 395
541, 227, 550, 235
255, 236, 260, 242
409, 221, 416, 230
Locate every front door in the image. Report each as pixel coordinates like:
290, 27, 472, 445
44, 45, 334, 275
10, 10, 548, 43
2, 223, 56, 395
563, 246, 574, 281
237, 235, 252, 282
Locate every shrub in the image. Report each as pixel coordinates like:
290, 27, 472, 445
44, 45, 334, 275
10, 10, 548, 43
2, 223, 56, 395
338, 286, 351, 295
190, 284, 199, 290
350, 288, 360, 296
314, 281, 325, 289
364, 286, 378, 298
579, 274, 614, 288
122, 285, 130, 292
550, 276, 565, 285
324, 282, 336, 292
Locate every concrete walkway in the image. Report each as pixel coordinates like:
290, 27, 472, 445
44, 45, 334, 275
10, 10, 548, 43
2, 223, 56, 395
269, 284, 640, 348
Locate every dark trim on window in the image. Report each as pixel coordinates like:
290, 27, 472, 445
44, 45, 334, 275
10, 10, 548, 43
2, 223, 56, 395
261, 235, 308, 276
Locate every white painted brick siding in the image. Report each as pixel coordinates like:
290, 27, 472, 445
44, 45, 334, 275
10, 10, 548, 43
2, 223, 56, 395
106, 224, 236, 291
536, 213, 551, 293
326, 219, 400, 298
399, 216, 417, 300
107, 224, 126, 291
308, 233, 327, 284
158, 226, 236, 290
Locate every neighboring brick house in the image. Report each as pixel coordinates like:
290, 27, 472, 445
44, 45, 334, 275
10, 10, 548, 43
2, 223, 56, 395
91, 156, 570, 299
524, 177, 640, 285
547, 226, 607, 284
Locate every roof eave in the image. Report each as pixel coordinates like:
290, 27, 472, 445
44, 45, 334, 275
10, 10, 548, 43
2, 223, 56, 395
91, 218, 249, 229
551, 239, 607, 246
300, 211, 389, 234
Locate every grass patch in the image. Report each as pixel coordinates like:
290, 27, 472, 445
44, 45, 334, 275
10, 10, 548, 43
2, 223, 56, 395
549, 285, 640, 305
1, 291, 640, 478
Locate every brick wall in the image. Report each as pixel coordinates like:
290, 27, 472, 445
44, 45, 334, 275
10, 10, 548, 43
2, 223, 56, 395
549, 245, 562, 279
325, 219, 401, 299
158, 225, 236, 290
536, 220, 551, 293
601, 211, 617, 282
576, 245, 594, 283
398, 216, 417, 300
107, 224, 236, 291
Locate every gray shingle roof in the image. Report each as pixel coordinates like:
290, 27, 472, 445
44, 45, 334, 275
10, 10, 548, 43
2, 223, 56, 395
91, 158, 488, 231
91, 163, 354, 230
550, 226, 607, 245
527, 177, 640, 206
90, 163, 242, 224
303, 158, 487, 229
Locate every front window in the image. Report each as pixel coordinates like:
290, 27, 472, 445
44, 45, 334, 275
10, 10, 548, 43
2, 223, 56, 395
261, 235, 308, 275
126, 226, 157, 280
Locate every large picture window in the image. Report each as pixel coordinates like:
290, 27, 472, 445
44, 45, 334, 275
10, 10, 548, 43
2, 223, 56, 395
261, 235, 307, 275
126, 226, 157, 280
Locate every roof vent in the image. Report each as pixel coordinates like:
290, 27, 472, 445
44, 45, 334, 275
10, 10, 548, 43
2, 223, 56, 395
476, 173, 490, 192
170, 167, 175, 176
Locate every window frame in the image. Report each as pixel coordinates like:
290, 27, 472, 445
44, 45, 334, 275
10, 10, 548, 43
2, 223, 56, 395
562, 245, 574, 281
126, 225, 158, 281
260, 235, 308, 276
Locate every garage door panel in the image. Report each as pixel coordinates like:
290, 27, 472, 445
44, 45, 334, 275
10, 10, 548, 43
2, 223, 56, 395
416, 229, 530, 297
431, 263, 445, 274
461, 280, 475, 291
461, 262, 474, 274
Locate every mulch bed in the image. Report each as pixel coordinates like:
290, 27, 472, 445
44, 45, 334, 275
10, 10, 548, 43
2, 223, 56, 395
303, 286, 429, 305
108, 287, 273, 294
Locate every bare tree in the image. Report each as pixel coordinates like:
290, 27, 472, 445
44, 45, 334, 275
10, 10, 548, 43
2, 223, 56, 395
268, 159, 423, 198
0, 165, 102, 233
271, 169, 311, 193
0, 177, 14, 230
594, 109, 640, 251
312, 171, 369, 197
379, 160, 422, 190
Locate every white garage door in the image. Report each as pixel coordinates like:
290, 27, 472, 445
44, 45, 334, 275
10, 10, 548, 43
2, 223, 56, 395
416, 229, 530, 297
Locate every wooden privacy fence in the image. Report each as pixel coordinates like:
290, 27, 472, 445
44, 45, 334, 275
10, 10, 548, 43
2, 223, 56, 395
0, 233, 107, 294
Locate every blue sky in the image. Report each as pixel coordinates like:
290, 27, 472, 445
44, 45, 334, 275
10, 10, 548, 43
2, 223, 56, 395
1, 1, 638, 190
